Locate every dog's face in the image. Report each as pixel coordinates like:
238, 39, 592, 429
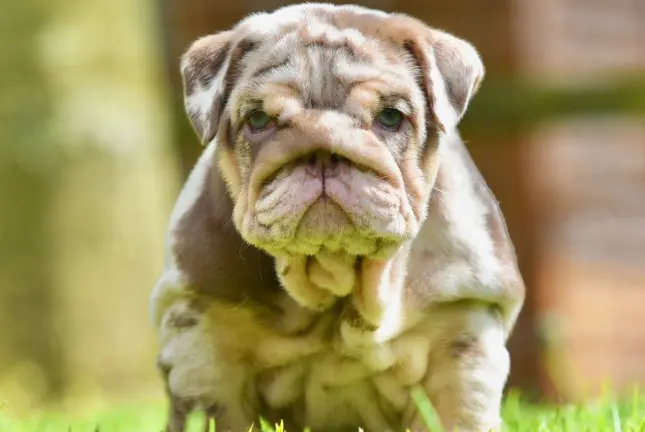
180, 4, 484, 259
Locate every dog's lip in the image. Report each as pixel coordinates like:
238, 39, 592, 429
259, 154, 373, 192
249, 148, 403, 209
252, 161, 407, 235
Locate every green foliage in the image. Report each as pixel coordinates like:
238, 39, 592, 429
2, 388, 645, 432
461, 75, 645, 132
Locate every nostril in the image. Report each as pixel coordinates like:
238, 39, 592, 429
307, 153, 317, 166
329, 153, 339, 166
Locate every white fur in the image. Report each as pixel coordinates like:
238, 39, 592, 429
184, 75, 224, 137
426, 53, 460, 131
407, 131, 507, 309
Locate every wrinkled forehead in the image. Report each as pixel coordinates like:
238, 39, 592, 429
229, 5, 419, 108
235, 3, 390, 39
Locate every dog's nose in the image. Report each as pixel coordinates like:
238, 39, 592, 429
305, 150, 341, 178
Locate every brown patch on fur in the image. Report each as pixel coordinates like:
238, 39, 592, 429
449, 335, 484, 359
402, 40, 443, 134
171, 154, 283, 308
181, 32, 233, 143
157, 355, 172, 381
167, 309, 199, 329
222, 37, 258, 106
340, 303, 379, 332
252, 57, 291, 80
166, 395, 192, 432
181, 32, 232, 96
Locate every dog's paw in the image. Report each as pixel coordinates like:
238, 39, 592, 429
163, 394, 220, 432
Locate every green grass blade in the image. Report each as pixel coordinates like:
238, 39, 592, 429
410, 385, 445, 432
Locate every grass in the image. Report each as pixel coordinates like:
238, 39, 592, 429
1, 388, 645, 432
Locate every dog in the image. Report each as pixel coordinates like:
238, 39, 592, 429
150, 3, 525, 431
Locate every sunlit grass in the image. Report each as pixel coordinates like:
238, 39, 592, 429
1, 387, 645, 431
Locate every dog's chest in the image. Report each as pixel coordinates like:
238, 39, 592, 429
256, 350, 408, 432
250, 305, 422, 432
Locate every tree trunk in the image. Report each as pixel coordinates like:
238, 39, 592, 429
0, 0, 66, 409
0, 0, 181, 413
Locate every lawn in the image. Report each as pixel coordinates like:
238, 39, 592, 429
1, 388, 644, 432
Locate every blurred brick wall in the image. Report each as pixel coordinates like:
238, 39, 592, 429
516, 0, 645, 400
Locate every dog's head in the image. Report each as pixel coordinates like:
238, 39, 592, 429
180, 3, 484, 259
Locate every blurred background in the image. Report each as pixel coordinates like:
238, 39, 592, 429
1, 0, 644, 418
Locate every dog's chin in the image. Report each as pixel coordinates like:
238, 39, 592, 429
291, 198, 383, 256
236, 162, 420, 258
241, 196, 412, 259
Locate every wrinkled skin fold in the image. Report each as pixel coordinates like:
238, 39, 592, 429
150, 3, 525, 432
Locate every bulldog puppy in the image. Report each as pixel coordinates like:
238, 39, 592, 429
150, 3, 525, 432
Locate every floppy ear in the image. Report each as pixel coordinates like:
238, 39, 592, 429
432, 32, 484, 126
180, 31, 234, 145
392, 17, 484, 133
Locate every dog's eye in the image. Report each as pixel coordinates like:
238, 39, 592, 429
246, 110, 272, 131
375, 108, 404, 130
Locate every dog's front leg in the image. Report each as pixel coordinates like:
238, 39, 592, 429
156, 298, 260, 432
157, 292, 328, 432
405, 302, 510, 432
